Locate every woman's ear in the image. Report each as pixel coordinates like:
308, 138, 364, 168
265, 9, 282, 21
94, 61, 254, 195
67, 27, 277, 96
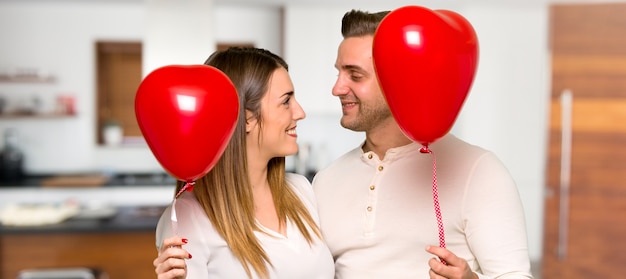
245, 110, 257, 133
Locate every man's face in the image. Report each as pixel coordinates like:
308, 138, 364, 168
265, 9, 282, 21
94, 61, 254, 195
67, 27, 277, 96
332, 35, 392, 132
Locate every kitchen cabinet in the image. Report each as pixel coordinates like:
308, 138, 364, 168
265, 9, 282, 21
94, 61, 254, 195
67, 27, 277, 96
0, 206, 163, 279
1, 231, 156, 279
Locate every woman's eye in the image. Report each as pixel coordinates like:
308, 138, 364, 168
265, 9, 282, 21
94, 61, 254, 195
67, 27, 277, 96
282, 97, 291, 105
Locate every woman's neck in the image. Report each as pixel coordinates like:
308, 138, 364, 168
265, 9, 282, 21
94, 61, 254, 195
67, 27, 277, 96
246, 155, 285, 234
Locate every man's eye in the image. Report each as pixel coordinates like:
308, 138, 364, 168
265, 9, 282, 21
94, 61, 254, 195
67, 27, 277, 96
351, 75, 363, 81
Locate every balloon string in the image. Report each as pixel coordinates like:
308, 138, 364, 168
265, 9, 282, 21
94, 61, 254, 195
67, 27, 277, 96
420, 146, 446, 264
175, 181, 195, 198
171, 181, 195, 236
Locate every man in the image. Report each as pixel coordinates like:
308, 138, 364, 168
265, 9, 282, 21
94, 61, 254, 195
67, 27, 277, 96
312, 9, 533, 279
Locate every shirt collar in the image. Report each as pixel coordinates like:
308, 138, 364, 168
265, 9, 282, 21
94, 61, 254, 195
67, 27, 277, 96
360, 141, 421, 163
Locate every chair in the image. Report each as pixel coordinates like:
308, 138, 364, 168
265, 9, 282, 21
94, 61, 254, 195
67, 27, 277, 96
16, 267, 108, 279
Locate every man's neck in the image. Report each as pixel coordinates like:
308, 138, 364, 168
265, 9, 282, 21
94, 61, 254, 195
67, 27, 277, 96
362, 120, 412, 160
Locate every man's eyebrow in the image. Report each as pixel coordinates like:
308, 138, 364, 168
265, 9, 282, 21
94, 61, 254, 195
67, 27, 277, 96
339, 64, 364, 72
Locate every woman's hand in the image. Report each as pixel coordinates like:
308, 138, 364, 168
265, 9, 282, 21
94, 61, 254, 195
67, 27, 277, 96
154, 236, 192, 279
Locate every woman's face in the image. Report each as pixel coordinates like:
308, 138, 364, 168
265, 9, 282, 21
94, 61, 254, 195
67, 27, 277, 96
246, 67, 306, 161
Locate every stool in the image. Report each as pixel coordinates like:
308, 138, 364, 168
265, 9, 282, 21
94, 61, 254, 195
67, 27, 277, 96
16, 267, 108, 279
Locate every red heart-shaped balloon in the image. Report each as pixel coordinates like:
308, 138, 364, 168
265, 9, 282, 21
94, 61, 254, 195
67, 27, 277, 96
135, 65, 239, 182
373, 6, 479, 147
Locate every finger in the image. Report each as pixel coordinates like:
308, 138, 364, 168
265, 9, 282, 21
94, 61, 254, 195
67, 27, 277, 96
426, 245, 459, 266
155, 256, 188, 276
428, 256, 446, 275
428, 267, 446, 279
427, 247, 476, 279
154, 237, 191, 279
427, 247, 456, 278
159, 246, 191, 261
157, 237, 190, 264
161, 236, 188, 251
154, 247, 191, 275
160, 256, 187, 270
156, 267, 186, 279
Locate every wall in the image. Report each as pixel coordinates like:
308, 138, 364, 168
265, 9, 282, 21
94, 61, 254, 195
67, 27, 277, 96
213, 4, 283, 56
0, 0, 549, 261
0, 1, 282, 174
458, 5, 549, 262
143, 0, 216, 76
0, 1, 151, 173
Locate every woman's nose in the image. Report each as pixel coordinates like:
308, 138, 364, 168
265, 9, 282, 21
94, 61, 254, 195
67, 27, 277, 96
293, 100, 306, 120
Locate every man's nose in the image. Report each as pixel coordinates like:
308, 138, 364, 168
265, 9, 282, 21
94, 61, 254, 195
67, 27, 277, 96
332, 78, 349, 96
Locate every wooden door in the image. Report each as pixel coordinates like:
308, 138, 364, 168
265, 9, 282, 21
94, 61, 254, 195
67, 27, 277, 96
543, 3, 626, 279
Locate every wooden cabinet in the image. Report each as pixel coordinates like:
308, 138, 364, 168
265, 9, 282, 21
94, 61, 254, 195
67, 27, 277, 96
0, 206, 162, 279
0, 231, 157, 279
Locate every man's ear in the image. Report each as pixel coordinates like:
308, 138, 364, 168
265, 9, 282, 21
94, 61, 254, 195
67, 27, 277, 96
245, 110, 257, 133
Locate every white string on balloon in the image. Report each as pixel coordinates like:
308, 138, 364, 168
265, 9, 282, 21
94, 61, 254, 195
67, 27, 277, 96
170, 181, 195, 236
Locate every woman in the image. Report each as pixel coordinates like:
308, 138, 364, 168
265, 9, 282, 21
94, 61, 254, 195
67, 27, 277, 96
153, 47, 334, 279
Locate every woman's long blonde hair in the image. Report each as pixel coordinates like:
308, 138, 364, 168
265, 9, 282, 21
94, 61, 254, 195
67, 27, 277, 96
174, 47, 322, 278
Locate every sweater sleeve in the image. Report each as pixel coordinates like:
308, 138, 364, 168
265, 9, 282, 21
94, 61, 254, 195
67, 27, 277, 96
463, 152, 534, 279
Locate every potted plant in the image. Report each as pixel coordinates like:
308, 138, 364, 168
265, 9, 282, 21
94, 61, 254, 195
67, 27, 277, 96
102, 119, 123, 146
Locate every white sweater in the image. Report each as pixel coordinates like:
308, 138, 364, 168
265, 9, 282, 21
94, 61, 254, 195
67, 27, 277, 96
156, 173, 334, 279
312, 134, 533, 279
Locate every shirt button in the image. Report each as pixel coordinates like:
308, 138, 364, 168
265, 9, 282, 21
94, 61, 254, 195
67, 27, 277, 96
369, 185, 375, 190
368, 154, 373, 159
366, 206, 372, 212
378, 165, 384, 171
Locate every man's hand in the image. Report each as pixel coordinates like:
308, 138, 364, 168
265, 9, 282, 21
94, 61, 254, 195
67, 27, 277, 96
426, 245, 478, 279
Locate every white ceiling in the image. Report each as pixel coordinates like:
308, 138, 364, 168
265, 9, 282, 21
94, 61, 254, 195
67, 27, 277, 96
3, 0, 625, 7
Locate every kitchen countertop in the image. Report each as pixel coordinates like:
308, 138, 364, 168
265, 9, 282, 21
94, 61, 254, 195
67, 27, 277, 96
0, 173, 176, 234
0, 184, 175, 206
0, 205, 165, 234
0, 172, 178, 188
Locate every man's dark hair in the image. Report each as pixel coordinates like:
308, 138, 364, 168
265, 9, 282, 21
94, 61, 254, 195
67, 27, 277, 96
341, 9, 390, 38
